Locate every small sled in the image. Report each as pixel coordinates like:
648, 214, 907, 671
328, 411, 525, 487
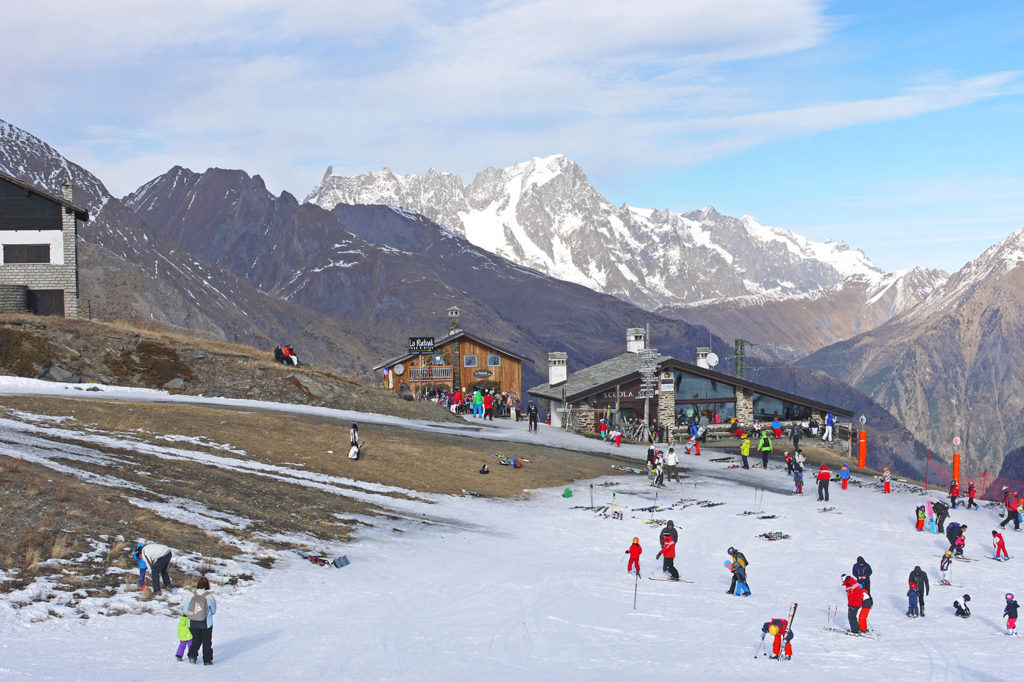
296, 550, 349, 568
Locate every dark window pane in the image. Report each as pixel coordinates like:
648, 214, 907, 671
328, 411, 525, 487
3, 243, 50, 263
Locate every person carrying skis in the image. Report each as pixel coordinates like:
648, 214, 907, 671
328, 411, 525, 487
954, 594, 971, 618
842, 575, 863, 633
908, 565, 929, 616
1005, 593, 1020, 635
625, 537, 642, 576
931, 499, 950, 533
726, 547, 748, 594
793, 463, 804, 495
993, 530, 1009, 560
967, 481, 978, 509
761, 618, 793, 660
656, 535, 679, 581
939, 550, 953, 584
817, 464, 832, 501
840, 462, 851, 490
906, 582, 920, 618
739, 436, 751, 469
757, 431, 772, 469
949, 479, 960, 509
852, 556, 872, 593
883, 466, 891, 494
915, 505, 926, 532
1000, 487, 1020, 530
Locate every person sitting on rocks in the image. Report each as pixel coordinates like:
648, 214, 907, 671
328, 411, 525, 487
281, 344, 299, 366
274, 345, 286, 364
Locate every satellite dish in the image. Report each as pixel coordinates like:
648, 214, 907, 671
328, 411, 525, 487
393, 363, 405, 376
706, 352, 719, 367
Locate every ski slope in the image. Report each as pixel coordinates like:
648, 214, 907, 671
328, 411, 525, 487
0, 379, 1019, 680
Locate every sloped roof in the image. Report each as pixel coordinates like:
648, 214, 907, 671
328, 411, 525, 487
529, 352, 853, 417
0, 169, 90, 221
372, 328, 534, 372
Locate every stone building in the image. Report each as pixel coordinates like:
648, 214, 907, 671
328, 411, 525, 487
0, 170, 89, 317
529, 328, 852, 438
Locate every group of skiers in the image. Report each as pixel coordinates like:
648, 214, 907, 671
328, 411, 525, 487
646, 446, 681, 486
624, 520, 680, 580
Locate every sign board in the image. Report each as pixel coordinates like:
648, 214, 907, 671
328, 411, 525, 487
859, 415, 866, 426
637, 348, 660, 399
472, 369, 493, 378
408, 336, 434, 354
953, 436, 961, 446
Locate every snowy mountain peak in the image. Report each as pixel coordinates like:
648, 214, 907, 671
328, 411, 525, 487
305, 156, 894, 310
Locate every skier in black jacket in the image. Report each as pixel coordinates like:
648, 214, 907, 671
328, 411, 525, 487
658, 520, 678, 546
852, 556, 872, 593
726, 547, 749, 594
908, 565, 929, 616
931, 499, 950, 533
527, 402, 539, 432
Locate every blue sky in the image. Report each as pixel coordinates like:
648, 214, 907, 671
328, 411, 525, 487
2, 0, 1022, 272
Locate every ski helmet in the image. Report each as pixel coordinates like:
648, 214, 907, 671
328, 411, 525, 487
910, 582, 917, 589
768, 625, 780, 636
964, 594, 971, 602
1007, 593, 1015, 601
632, 537, 639, 544
727, 546, 735, 554
666, 520, 674, 527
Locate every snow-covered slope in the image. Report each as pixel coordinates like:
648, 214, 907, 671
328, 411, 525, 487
0, 380, 1018, 679
306, 155, 886, 309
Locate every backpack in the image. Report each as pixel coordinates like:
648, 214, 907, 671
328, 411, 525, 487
186, 592, 208, 621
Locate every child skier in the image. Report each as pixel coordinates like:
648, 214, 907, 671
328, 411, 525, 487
915, 505, 926, 531
739, 436, 751, 469
993, 530, 1009, 560
761, 618, 793, 660
175, 615, 193, 660
949, 479, 960, 509
132, 543, 148, 591
967, 481, 978, 509
1005, 593, 1019, 635
883, 467, 891, 494
625, 537, 642, 576
656, 535, 679, 581
728, 560, 750, 596
653, 451, 666, 487
954, 534, 966, 557
840, 462, 850, 490
907, 582, 920, 617
953, 594, 971, 618
793, 464, 803, 495
939, 550, 953, 584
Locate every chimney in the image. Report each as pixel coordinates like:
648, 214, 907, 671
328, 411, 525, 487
62, 180, 73, 202
447, 306, 461, 332
548, 352, 567, 386
626, 328, 646, 354
696, 347, 711, 369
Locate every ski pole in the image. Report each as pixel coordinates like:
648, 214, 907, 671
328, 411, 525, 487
652, 491, 658, 520
755, 635, 765, 659
634, 571, 639, 610
590, 484, 594, 509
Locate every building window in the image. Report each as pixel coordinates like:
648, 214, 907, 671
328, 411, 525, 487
3, 244, 50, 264
673, 370, 734, 400
487, 354, 501, 367
752, 393, 812, 421
464, 355, 478, 367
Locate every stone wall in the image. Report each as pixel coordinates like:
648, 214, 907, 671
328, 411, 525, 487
735, 387, 754, 422
657, 371, 675, 432
0, 284, 27, 312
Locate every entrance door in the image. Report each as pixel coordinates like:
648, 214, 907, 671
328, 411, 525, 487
26, 289, 65, 316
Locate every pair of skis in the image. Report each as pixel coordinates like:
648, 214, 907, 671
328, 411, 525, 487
758, 603, 798, 661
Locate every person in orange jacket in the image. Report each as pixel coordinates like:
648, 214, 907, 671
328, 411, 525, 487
656, 535, 679, 581
625, 537, 642, 576
993, 530, 1010, 560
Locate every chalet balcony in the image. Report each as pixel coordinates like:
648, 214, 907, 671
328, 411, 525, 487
408, 366, 453, 381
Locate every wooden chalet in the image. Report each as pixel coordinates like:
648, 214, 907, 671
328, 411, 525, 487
373, 307, 533, 400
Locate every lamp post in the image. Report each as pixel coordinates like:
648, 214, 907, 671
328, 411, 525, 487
857, 415, 867, 469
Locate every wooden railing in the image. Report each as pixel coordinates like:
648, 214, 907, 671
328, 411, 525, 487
408, 366, 453, 380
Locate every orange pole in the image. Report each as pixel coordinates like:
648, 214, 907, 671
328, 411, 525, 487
857, 430, 866, 469
952, 452, 961, 485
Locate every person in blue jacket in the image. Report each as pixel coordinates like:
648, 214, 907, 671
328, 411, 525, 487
852, 556, 872, 593
823, 412, 835, 441
132, 542, 148, 590
840, 462, 851, 490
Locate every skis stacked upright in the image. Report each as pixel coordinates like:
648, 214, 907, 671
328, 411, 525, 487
777, 602, 797, 662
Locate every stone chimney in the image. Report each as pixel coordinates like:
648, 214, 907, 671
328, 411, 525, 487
696, 347, 711, 369
447, 306, 461, 332
62, 180, 73, 202
626, 328, 647, 354
548, 352, 568, 386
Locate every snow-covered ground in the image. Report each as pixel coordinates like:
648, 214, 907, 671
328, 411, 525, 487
0, 378, 1019, 680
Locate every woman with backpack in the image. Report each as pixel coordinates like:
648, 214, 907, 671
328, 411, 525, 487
183, 576, 217, 665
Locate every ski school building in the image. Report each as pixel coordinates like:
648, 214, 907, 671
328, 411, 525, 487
528, 328, 852, 440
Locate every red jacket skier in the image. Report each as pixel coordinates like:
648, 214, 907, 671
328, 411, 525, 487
761, 618, 793, 659
625, 537, 642, 575
993, 530, 1009, 560
883, 467, 891, 494
949, 480, 960, 509
656, 535, 679, 580
843, 575, 864, 633
967, 481, 978, 509
816, 465, 832, 502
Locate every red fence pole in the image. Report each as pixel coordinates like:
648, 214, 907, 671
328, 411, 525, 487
983, 470, 988, 500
